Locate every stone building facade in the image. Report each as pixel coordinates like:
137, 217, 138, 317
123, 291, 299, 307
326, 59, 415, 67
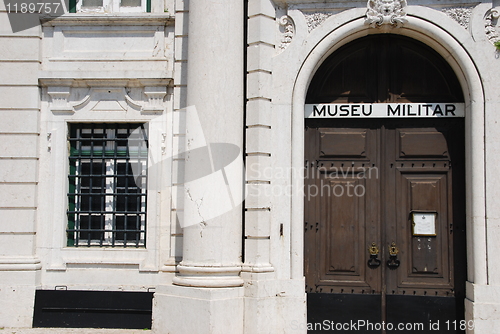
1, 0, 500, 333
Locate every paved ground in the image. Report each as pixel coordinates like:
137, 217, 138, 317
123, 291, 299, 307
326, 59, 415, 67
0, 329, 150, 334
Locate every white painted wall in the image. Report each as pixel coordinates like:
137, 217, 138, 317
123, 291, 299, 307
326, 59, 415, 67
0, 0, 499, 332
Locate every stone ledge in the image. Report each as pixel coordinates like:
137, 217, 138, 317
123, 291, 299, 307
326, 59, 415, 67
39, 76, 172, 87
40, 14, 174, 26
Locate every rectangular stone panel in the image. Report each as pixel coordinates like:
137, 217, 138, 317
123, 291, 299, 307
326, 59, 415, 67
0, 159, 37, 182
0, 184, 36, 207
247, 15, 275, 45
246, 126, 271, 154
0, 234, 34, 256
0, 209, 36, 233
0, 86, 39, 109
0, 62, 39, 85
0, 37, 40, 60
0, 134, 38, 158
246, 70, 271, 100
244, 209, 271, 237
0, 12, 41, 36
0, 110, 38, 133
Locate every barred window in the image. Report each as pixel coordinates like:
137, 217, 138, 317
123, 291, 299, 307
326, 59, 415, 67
69, 0, 151, 13
67, 123, 148, 247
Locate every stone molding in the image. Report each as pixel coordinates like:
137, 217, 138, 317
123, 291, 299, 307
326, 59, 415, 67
44, 81, 169, 115
40, 13, 174, 26
365, 0, 408, 27
173, 264, 244, 287
0, 257, 41, 271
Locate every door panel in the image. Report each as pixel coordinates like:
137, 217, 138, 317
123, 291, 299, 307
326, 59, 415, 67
395, 173, 453, 293
398, 130, 449, 158
319, 176, 369, 288
305, 126, 380, 294
319, 129, 368, 158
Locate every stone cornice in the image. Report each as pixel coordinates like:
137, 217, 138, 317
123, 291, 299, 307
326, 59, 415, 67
39, 75, 172, 87
40, 13, 174, 26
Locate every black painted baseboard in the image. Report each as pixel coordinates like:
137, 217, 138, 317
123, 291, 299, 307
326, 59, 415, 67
33, 290, 153, 329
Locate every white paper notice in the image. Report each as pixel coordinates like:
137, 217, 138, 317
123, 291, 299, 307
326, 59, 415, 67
412, 212, 437, 236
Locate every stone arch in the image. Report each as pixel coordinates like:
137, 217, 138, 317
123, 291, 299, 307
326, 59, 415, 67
289, 8, 486, 303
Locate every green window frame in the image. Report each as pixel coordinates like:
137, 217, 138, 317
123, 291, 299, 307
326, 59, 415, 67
68, 0, 151, 12
67, 123, 148, 247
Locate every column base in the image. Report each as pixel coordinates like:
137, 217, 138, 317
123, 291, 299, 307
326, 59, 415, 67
173, 264, 244, 287
152, 284, 244, 334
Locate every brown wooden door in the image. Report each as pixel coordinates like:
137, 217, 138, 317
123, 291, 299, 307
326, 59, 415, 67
304, 118, 465, 333
304, 34, 466, 333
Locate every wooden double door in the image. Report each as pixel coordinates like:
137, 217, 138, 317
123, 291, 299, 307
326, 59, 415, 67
304, 118, 465, 333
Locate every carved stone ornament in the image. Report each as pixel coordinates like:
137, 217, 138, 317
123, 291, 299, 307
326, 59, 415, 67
47, 86, 167, 115
304, 12, 334, 33
365, 0, 408, 28
278, 15, 295, 53
442, 6, 474, 30
485, 7, 500, 46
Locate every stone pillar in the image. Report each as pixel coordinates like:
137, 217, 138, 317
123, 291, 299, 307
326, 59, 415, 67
174, 0, 244, 288
152, 0, 244, 332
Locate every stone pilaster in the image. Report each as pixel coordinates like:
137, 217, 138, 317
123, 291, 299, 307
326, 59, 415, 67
244, 0, 276, 274
0, 15, 41, 327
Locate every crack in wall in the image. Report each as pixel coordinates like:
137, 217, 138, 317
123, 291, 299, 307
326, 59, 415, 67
186, 188, 206, 237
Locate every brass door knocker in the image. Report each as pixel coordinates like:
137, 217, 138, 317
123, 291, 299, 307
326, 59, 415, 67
387, 242, 400, 269
367, 242, 381, 268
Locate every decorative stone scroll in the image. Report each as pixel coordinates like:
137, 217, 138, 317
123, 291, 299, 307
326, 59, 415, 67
278, 15, 295, 53
485, 7, 500, 46
365, 0, 408, 28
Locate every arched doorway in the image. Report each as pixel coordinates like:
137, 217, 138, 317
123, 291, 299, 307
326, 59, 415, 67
304, 35, 466, 333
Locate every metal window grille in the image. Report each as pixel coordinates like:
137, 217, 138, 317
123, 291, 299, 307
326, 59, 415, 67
67, 123, 148, 247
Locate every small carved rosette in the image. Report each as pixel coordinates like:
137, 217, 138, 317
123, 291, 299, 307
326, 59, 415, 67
366, 0, 408, 28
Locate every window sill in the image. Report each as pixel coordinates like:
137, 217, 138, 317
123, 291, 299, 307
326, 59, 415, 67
45, 247, 157, 272
40, 13, 174, 26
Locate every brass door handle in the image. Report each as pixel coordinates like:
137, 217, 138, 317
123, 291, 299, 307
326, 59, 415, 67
367, 242, 381, 268
387, 242, 400, 269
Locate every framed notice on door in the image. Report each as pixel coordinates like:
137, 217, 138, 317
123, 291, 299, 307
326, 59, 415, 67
411, 211, 437, 236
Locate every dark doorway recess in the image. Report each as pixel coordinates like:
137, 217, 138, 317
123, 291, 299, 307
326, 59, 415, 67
33, 290, 154, 329
306, 34, 464, 104
304, 35, 466, 334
